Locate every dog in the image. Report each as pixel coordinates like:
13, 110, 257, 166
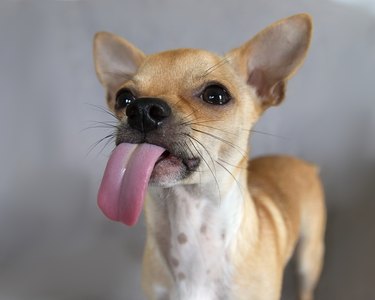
93, 13, 326, 300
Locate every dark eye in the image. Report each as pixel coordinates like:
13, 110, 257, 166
115, 89, 136, 110
201, 84, 231, 105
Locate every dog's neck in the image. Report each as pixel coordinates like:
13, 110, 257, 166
147, 167, 257, 299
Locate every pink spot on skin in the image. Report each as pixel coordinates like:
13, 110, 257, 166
171, 257, 179, 267
177, 233, 187, 244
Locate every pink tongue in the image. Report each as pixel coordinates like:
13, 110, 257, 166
97, 143, 165, 226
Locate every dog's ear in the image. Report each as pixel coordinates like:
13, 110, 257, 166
93, 32, 145, 92
228, 14, 312, 110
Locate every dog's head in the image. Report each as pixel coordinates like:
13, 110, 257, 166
93, 14, 312, 225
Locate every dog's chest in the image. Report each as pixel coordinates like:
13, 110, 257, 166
151, 186, 242, 300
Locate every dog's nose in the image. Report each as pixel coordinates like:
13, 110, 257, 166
126, 98, 171, 133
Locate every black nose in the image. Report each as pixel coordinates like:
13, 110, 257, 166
126, 98, 171, 133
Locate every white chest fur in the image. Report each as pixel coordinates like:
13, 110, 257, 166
148, 184, 244, 300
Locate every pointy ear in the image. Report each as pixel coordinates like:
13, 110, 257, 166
93, 32, 145, 92
227, 14, 312, 111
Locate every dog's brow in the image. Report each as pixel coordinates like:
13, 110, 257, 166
198, 56, 231, 79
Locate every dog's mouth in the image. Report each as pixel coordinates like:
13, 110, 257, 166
97, 143, 200, 227
151, 149, 200, 183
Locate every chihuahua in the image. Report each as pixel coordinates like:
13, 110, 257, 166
93, 14, 325, 300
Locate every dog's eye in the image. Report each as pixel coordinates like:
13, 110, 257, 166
201, 84, 231, 105
115, 89, 136, 110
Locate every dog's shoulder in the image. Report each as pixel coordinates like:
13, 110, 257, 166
247, 155, 321, 204
246, 155, 323, 251
248, 155, 319, 179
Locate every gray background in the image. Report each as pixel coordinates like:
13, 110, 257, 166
0, 0, 374, 299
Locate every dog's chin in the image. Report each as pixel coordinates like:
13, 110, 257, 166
149, 151, 200, 187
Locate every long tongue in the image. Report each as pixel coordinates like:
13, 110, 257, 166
97, 143, 165, 226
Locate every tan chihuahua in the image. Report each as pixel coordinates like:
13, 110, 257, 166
93, 14, 325, 300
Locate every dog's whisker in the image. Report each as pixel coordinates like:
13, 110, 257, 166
187, 135, 221, 203
81, 121, 120, 132
177, 105, 205, 127
192, 123, 285, 140
187, 133, 217, 174
85, 103, 119, 120
190, 123, 240, 136
89, 121, 119, 128
178, 112, 197, 127
199, 56, 231, 79
191, 128, 248, 159
98, 135, 116, 156
179, 118, 224, 128
173, 98, 184, 107
81, 125, 117, 133
215, 160, 244, 200
249, 129, 289, 140
180, 140, 204, 174
182, 140, 196, 159
217, 158, 247, 170
86, 133, 115, 157
189, 137, 219, 188
88, 119, 119, 125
